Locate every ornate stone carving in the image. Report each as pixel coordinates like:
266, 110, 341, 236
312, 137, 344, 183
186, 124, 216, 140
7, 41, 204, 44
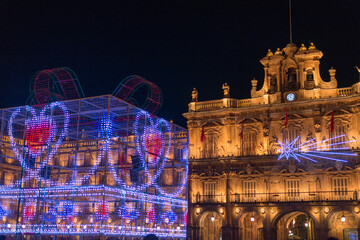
257, 144, 264, 155
335, 161, 343, 171
263, 125, 269, 137
245, 164, 253, 175
188, 121, 200, 128
314, 118, 321, 132
288, 164, 296, 173
306, 131, 313, 141
270, 136, 280, 154
351, 105, 360, 113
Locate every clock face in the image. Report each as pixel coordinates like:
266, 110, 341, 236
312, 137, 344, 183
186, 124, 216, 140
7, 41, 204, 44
286, 93, 295, 102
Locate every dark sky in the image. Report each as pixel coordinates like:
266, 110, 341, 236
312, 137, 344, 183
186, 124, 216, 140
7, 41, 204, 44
0, 0, 359, 127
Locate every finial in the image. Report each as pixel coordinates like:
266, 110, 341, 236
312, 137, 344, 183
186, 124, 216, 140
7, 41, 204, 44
308, 42, 316, 50
299, 43, 307, 51
266, 49, 273, 57
274, 48, 282, 55
191, 88, 198, 102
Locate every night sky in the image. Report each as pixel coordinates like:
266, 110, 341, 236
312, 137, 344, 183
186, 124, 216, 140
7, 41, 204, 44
0, 0, 359, 127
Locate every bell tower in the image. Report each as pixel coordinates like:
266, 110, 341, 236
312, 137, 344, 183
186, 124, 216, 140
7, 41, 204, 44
251, 42, 337, 103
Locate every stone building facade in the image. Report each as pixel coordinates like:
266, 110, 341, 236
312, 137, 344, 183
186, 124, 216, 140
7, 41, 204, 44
184, 43, 360, 240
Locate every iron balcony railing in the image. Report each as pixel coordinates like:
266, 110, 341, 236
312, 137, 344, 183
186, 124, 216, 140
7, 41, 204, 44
194, 194, 224, 204
230, 191, 358, 203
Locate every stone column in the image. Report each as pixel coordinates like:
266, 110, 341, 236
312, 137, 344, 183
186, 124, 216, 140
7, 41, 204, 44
221, 226, 232, 240
223, 173, 234, 239
317, 208, 329, 239
263, 207, 276, 240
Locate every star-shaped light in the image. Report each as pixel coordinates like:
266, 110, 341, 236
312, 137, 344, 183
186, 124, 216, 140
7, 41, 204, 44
277, 134, 357, 163
278, 136, 300, 162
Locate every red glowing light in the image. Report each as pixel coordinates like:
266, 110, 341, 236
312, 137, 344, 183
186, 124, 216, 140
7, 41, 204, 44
25, 120, 53, 154
145, 128, 163, 164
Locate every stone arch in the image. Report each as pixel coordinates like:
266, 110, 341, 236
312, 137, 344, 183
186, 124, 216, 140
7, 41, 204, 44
326, 207, 359, 240
237, 208, 265, 240
271, 209, 318, 228
272, 209, 318, 240
197, 210, 224, 240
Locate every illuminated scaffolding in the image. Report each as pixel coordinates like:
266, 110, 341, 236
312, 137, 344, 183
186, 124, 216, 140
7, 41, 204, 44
0, 95, 188, 239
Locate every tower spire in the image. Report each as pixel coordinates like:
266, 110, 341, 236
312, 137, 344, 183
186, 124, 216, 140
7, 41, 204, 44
289, 0, 293, 43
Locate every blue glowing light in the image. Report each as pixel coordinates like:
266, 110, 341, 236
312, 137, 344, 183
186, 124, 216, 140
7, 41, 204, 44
278, 134, 357, 162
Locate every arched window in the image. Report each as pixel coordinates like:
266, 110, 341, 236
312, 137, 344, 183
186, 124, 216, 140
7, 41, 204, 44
306, 69, 314, 82
287, 68, 297, 90
305, 69, 315, 89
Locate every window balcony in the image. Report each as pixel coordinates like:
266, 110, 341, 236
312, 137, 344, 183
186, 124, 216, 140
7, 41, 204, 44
193, 194, 224, 204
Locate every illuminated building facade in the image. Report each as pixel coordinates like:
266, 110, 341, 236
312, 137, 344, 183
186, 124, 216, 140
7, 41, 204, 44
0, 95, 188, 239
184, 43, 360, 240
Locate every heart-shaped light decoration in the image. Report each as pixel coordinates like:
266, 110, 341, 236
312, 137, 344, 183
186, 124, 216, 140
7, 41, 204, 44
25, 115, 55, 156
134, 111, 171, 188
8, 102, 69, 172
145, 125, 164, 165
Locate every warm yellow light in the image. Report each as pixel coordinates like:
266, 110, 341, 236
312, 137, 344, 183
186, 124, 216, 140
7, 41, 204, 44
196, 208, 201, 214
219, 208, 224, 214
260, 208, 265, 214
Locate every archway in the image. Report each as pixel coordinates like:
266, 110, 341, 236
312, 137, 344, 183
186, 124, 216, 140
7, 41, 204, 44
199, 211, 223, 240
328, 210, 358, 240
276, 211, 316, 240
239, 211, 263, 240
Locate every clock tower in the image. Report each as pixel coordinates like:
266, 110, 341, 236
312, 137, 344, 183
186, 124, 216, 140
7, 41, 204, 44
250, 42, 356, 103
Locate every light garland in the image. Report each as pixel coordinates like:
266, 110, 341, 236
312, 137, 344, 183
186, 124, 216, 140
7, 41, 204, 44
23, 200, 36, 222
0, 97, 188, 238
95, 200, 109, 221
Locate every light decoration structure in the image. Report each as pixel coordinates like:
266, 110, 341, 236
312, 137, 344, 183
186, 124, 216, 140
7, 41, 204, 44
0, 95, 188, 239
278, 134, 357, 163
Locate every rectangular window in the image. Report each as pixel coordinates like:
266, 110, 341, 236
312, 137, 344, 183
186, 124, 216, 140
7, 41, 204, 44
283, 128, 300, 148
77, 153, 84, 166
204, 135, 217, 158
243, 132, 256, 156
331, 125, 347, 148
243, 181, 256, 202
204, 182, 216, 203
333, 178, 348, 200
286, 179, 300, 201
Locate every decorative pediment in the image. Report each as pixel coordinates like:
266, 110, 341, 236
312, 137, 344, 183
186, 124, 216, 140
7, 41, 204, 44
202, 121, 223, 128
280, 119, 304, 132
325, 109, 351, 116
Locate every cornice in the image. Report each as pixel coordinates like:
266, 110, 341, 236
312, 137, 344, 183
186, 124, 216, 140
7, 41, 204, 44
184, 94, 360, 120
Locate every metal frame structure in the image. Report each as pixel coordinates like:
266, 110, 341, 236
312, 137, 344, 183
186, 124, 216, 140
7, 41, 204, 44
28, 67, 85, 105
113, 75, 163, 114
0, 95, 188, 239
